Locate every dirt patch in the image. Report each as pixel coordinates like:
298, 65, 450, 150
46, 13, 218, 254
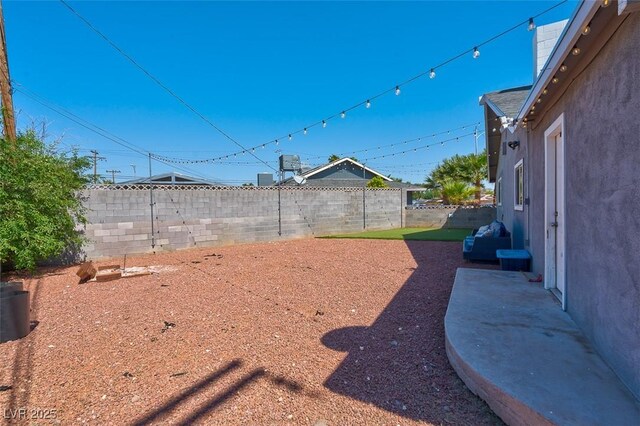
0, 239, 501, 425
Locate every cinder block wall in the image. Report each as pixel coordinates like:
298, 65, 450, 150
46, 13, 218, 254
81, 187, 403, 259
404, 207, 496, 229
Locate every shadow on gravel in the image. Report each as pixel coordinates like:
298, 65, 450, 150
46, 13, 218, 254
321, 240, 502, 425
132, 359, 303, 425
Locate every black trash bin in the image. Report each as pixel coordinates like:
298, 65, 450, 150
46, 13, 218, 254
0, 281, 31, 343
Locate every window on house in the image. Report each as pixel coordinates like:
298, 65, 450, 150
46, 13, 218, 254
514, 159, 524, 211
496, 177, 502, 206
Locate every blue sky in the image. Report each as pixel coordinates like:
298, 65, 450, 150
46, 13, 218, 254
5, 1, 576, 184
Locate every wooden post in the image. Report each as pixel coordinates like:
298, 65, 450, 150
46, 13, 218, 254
0, 1, 16, 142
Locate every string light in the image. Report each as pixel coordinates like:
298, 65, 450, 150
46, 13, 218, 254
602, 0, 611, 7
60, 0, 566, 175
473, 47, 480, 59
275, 139, 279, 145
340, 111, 346, 119
582, 24, 591, 35
572, 45, 581, 56
395, 86, 401, 96
322, 120, 327, 128
301, 122, 480, 161
552, 77, 559, 84
429, 68, 436, 79
303, 128, 308, 135
288, 134, 292, 141
559, 64, 568, 72
528, 17, 536, 31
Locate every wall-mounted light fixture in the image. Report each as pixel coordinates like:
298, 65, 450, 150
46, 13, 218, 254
507, 140, 520, 150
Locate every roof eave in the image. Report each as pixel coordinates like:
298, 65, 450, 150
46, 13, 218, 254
517, 1, 601, 121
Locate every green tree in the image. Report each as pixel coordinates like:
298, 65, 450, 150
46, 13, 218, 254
427, 151, 487, 204
0, 130, 91, 270
327, 154, 359, 163
440, 180, 474, 205
367, 176, 389, 188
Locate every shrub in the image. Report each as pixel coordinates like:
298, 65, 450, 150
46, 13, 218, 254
367, 176, 389, 188
0, 130, 90, 270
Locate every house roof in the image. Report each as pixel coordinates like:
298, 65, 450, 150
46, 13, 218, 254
480, 85, 532, 119
281, 178, 421, 189
120, 172, 226, 186
301, 158, 392, 181
479, 86, 531, 183
279, 157, 424, 190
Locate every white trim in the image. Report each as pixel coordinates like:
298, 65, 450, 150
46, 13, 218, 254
479, 96, 507, 118
303, 158, 392, 181
496, 177, 502, 207
514, 159, 524, 211
544, 113, 567, 311
517, 1, 601, 121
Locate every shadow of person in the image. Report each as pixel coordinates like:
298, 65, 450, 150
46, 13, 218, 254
321, 240, 501, 424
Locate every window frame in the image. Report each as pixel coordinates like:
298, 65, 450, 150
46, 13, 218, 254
514, 159, 524, 211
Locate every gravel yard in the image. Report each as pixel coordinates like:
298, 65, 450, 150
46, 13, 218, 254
1, 238, 501, 425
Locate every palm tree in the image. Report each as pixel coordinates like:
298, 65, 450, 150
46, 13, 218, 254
426, 151, 487, 204
456, 152, 487, 204
440, 180, 474, 205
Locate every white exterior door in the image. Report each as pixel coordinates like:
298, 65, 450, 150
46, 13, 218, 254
545, 115, 566, 308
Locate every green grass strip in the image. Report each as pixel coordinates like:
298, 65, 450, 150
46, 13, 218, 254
321, 227, 472, 242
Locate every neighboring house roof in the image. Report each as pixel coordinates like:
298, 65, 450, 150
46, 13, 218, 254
279, 157, 423, 190
479, 85, 532, 119
302, 158, 392, 181
120, 172, 226, 186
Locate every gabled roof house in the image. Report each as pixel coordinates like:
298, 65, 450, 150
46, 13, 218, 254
479, 0, 640, 404
280, 157, 422, 190
120, 172, 227, 187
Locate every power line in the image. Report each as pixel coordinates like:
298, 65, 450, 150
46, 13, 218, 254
149, 122, 482, 165
58, 0, 565, 170
14, 84, 219, 181
360, 132, 476, 162
58, 0, 277, 174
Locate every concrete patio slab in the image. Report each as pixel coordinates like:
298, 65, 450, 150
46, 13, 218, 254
445, 268, 640, 426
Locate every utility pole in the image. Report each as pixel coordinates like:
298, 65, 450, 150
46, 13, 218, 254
89, 150, 106, 183
0, 0, 16, 142
474, 125, 478, 155
106, 169, 120, 184
473, 125, 486, 156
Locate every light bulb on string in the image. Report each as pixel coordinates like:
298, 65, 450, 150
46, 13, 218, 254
275, 139, 279, 145
395, 86, 401, 96
340, 111, 346, 119
322, 120, 327, 128
429, 68, 436, 79
528, 17, 536, 31
365, 100, 371, 109
473, 47, 480, 59
303, 128, 308, 135
288, 134, 292, 141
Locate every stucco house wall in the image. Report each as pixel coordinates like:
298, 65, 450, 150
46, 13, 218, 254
495, 136, 528, 250
523, 13, 640, 399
